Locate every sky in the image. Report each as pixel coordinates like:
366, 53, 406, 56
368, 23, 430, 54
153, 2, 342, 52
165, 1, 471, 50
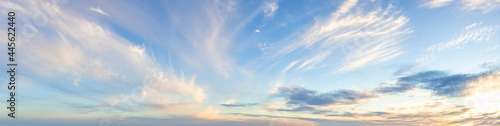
1, 0, 500, 125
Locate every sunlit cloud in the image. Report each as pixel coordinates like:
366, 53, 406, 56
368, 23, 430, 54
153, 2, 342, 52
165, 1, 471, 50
0, 0, 207, 117
420, 0, 500, 13
89, 7, 108, 16
195, 106, 225, 120
420, 0, 455, 8
461, 0, 500, 13
272, 0, 412, 72
418, 22, 498, 62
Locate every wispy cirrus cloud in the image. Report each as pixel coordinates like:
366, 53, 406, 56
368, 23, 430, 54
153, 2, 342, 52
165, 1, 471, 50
0, 0, 207, 116
164, 0, 258, 80
420, 0, 455, 8
89, 7, 108, 16
272, 0, 412, 73
420, 0, 500, 13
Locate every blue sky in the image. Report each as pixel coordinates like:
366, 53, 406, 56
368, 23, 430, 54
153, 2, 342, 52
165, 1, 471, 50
1, 0, 500, 125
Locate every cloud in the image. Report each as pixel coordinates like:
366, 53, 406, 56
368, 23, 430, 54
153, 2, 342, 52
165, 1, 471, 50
328, 111, 389, 117
276, 87, 374, 106
450, 114, 500, 125
420, 0, 500, 13
195, 106, 224, 120
386, 108, 471, 120
461, 0, 500, 13
255, 29, 261, 32
418, 22, 498, 62
375, 67, 500, 97
396, 69, 500, 97
336, 0, 358, 15
227, 113, 321, 125
275, 106, 315, 112
434, 22, 497, 51
0, 0, 207, 116
262, 0, 279, 17
163, 0, 256, 80
142, 73, 206, 104
227, 113, 411, 125
272, 0, 412, 72
282, 60, 299, 73
274, 105, 333, 115
220, 103, 259, 107
420, 0, 455, 8
273, 66, 500, 110
90, 7, 108, 16
374, 83, 416, 94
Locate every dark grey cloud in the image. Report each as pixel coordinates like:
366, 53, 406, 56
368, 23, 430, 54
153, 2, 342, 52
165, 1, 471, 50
369, 112, 390, 116
395, 69, 498, 97
276, 87, 375, 106
269, 67, 499, 122
220, 103, 258, 107
327, 112, 355, 117
377, 68, 499, 97
374, 83, 416, 94
275, 106, 315, 112
274, 69, 498, 107
274, 105, 333, 115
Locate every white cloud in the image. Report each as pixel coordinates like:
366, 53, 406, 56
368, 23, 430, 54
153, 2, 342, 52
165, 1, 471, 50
263, 1, 279, 17
420, 0, 500, 13
0, 0, 206, 115
164, 0, 251, 80
420, 0, 455, 8
461, 0, 500, 13
441, 22, 497, 49
255, 29, 261, 32
295, 51, 331, 71
418, 22, 498, 62
336, 0, 358, 15
90, 7, 108, 16
282, 60, 299, 73
273, 0, 412, 72
141, 73, 206, 104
